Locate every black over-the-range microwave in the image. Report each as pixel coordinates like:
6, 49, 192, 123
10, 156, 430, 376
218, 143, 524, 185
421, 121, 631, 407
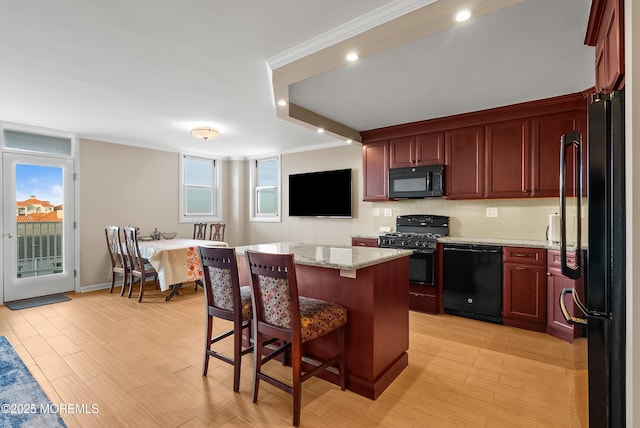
388, 165, 444, 198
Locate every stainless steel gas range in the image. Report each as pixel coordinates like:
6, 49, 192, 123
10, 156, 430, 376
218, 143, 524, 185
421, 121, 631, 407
378, 215, 449, 287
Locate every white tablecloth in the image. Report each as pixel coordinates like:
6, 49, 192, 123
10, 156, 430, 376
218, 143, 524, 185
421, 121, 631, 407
138, 239, 227, 291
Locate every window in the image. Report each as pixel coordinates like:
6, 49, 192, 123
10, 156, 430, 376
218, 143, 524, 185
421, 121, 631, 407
251, 156, 280, 222
2, 129, 74, 156
180, 154, 220, 222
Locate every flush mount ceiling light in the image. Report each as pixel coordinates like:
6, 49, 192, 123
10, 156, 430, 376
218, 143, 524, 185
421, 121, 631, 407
190, 127, 220, 140
346, 52, 359, 62
454, 9, 472, 22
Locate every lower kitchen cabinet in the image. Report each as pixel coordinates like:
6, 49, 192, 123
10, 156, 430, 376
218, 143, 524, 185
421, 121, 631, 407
502, 247, 547, 332
351, 237, 378, 247
409, 284, 439, 314
546, 249, 584, 342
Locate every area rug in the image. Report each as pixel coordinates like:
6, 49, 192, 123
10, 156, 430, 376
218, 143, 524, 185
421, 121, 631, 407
0, 336, 67, 427
5, 294, 70, 311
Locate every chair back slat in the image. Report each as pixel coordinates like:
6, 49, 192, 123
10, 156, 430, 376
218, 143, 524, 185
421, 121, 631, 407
193, 223, 208, 240
105, 225, 125, 269
209, 223, 226, 241
122, 226, 145, 273
199, 246, 241, 314
245, 251, 300, 334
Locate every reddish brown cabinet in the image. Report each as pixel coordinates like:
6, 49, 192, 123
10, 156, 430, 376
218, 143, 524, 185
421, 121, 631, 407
444, 126, 485, 199
503, 247, 547, 332
351, 237, 378, 248
586, 0, 624, 93
546, 249, 584, 342
362, 140, 390, 201
361, 92, 587, 202
389, 132, 444, 168
485, 119, 531, 198
532, 110, 586, 198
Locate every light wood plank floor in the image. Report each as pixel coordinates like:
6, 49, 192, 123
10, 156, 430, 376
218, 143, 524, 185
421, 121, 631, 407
0, 285, 588, 427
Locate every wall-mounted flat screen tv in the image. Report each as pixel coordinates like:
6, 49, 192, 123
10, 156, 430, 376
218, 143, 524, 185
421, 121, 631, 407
288, 168, 352, 218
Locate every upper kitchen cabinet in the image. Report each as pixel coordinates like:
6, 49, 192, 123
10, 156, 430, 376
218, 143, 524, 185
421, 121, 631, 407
362, 140, 390, 201
389, 132, 444, 168
485, 119, 531, 199
445, 126, 485, 199
585, 0, 624, 93
360, 91, 587, 201
532, 110, 586, 197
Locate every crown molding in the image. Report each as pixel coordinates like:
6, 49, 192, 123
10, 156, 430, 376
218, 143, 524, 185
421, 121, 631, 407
267, 0, 438, 70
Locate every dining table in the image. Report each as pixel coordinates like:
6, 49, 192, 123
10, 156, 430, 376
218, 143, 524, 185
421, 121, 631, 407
137, 238, 227, 301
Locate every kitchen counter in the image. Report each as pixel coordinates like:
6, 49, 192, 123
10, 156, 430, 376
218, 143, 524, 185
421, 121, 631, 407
235, 241, 411, 400
235, 241, 411, 271
438, 236, 584, 251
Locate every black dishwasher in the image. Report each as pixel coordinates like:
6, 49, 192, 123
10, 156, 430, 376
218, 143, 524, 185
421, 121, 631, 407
443, 244, 503, 323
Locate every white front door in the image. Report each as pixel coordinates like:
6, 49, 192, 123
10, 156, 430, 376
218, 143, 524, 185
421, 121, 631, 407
2, 153, 75, 302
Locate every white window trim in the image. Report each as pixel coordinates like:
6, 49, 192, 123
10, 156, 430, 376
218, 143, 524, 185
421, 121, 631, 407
179, 153, 222, 223
250, 155, 281, 223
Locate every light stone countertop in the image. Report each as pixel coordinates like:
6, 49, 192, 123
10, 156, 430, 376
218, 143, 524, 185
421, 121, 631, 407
234, 242, 412, 271
438, 236, 584, 251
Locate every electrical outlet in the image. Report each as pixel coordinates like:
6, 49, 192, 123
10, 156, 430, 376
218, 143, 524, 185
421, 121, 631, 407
486, 207, 498, 218
383, 208, 393, 217
372, 208, 380, 217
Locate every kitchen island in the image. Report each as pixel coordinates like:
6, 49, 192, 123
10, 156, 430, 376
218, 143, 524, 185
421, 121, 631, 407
235, 242, 412, 400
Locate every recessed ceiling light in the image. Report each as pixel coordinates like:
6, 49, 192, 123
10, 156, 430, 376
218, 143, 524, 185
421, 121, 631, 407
317, 128, 325, 134
346, 139, 353, 144
346, 52, 359, 62
277, 99, 287, 106
454, 9, 471, 22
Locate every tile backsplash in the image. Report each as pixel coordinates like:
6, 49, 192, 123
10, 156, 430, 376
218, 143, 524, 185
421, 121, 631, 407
371, 197, 586, 242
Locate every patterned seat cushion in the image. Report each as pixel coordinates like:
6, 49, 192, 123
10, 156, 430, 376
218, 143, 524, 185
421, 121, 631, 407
298, 296, 347, 342
208, 266, 252, 321
257, 275, 347, 341
238, 286, 253, 321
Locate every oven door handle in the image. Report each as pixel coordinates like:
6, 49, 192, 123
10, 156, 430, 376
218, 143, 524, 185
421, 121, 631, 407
443, 247, 501, 254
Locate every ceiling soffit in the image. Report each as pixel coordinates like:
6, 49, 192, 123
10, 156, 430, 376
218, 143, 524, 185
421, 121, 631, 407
267, 0, 524, 143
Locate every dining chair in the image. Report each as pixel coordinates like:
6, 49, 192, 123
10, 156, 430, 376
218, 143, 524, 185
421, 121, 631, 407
104, 225, 129, 295
122, 226, 159, 302
245, 250, 347, 427
198, 246, 253, 391
209, 223, 226, 242
193, 223, 208, 240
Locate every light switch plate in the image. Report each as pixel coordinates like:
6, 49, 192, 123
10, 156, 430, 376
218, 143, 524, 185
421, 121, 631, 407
372, 208, 380, 217
486, 207, 498, 217
383, 208, 393, 217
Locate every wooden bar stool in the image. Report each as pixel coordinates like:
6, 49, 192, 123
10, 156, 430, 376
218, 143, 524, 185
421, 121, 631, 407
245, 250, 347, 427
199, 246, 253, 392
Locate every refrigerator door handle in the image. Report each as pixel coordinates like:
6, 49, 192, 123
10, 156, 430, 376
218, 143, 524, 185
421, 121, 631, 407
559, 131, 583, 279
560, 287, 610, 324
559, 288, 587, 325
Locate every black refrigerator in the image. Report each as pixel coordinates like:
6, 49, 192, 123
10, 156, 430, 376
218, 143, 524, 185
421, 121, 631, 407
559, 89, 626, 427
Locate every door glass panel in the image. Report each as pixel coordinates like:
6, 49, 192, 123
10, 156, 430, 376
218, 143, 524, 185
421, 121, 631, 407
15, 164, 64, 278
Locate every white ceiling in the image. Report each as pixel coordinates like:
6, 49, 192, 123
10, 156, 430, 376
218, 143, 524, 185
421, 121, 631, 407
0, 0, 594, 159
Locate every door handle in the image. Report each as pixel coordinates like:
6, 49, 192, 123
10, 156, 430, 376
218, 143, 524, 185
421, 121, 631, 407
559, 131, 582, 279
560, 287, 609, 325
5, 233, 22, 238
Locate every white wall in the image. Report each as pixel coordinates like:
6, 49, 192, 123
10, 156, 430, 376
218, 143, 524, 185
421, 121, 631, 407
78, 139, 237, 289
241, 144, 375, 246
